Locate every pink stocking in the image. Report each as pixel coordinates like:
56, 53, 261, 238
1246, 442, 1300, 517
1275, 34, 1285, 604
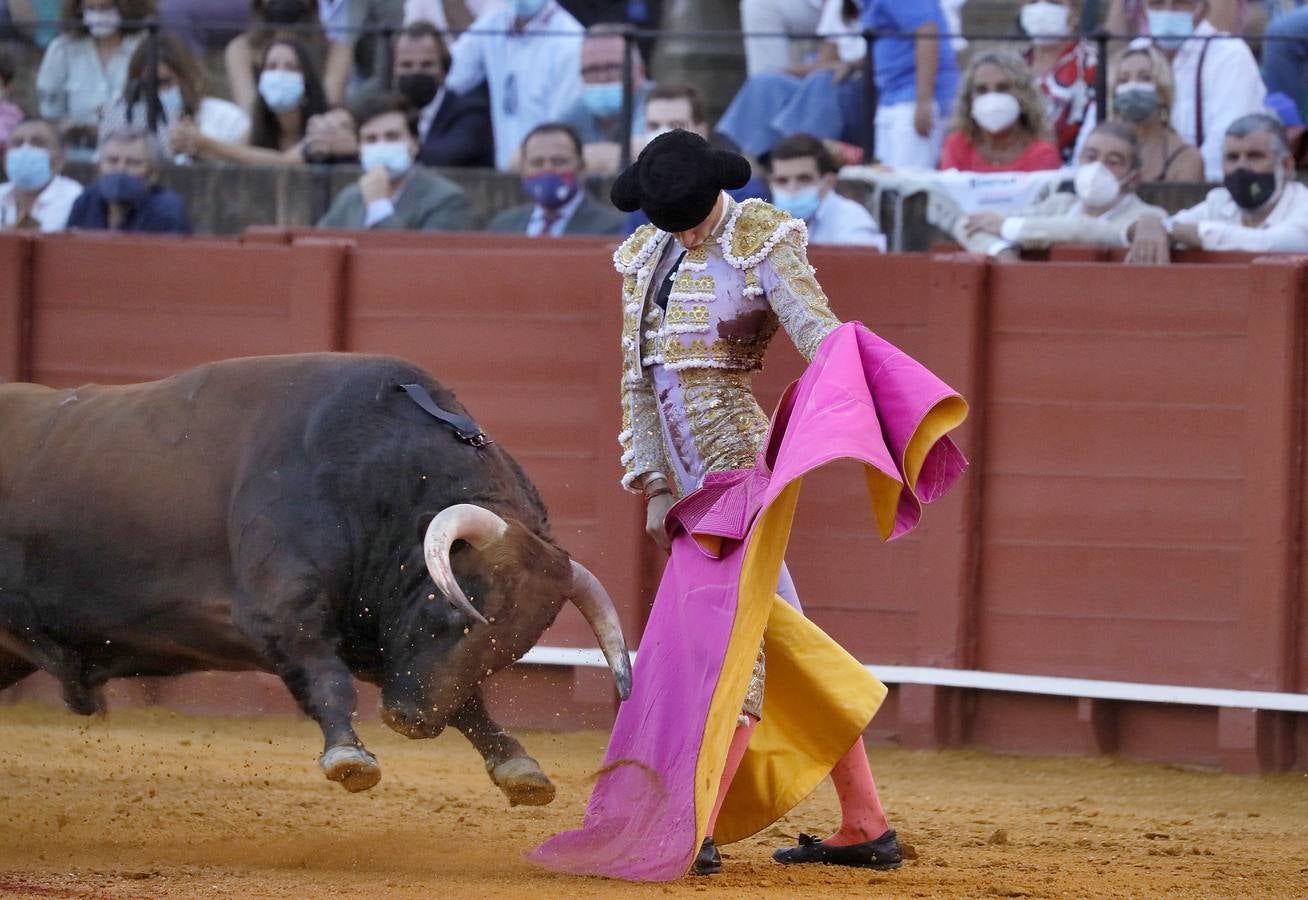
823, 736, 889, 846
704, 716, 757, 838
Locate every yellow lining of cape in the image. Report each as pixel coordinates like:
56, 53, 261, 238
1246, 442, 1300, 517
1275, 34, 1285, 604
689, 478, 889, 854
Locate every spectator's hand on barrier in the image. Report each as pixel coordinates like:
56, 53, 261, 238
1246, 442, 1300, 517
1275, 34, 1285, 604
169, 118, 200, 157
306, 110, 358, 158
1126, 216, 1171, 265
645, 491, 675, 554
994, 248, 1021, 263
914, 98, 933, 138
360, 165, 392, 205
963, 212, 1005, 238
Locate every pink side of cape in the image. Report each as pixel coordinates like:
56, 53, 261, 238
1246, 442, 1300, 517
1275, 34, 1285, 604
529, 323, 967, 881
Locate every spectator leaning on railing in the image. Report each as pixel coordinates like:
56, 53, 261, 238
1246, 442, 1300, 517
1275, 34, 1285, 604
391, 20, 494, 168
0, 118, 83, 231
956, 120, 1166, 259
66, 125, 191, 233
1127, 113, 1308, 261
445, 0, 584, 171
317, 91, 469, 231
765, 132, 884, 248
487, 121, 624, 236
1106, 43, 1203, 181
940, 49, 1062, 173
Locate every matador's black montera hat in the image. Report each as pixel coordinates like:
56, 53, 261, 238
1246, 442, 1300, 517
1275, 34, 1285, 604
610, 130, 752, 233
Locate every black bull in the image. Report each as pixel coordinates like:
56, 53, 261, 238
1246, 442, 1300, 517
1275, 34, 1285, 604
0, 354, 631, 803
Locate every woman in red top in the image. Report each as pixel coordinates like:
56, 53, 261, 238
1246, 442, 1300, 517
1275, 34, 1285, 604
939, 50, 1062, 173
1019, 0, 1098, 162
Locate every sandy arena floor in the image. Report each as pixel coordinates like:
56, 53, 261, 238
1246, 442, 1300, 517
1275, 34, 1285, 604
0, 703, 1305, 898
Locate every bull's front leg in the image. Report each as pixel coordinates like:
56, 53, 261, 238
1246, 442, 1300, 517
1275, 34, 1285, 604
233, 587, 381, 793
452, 691, 555, 806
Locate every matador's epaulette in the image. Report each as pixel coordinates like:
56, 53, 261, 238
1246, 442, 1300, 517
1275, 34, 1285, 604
613, 223, 661, 274
719, 198, 809, 271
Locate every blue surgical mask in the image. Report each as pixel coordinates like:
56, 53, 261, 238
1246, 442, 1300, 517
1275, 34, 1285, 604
513, 0, 548, 20
98, 171, 150, 206
4, 144, 52, 191
582, 82, 624, 118
158, 85, 185, 119
522, 171, 579, 210
258, 69, 305, 113
771, 186, 821, 221
360, 140, 413, 179
1148, 9, 1195, 51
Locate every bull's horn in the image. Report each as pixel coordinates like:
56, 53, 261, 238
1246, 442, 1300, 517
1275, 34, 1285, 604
567, 561, 633, 701
422, 504, 507, 626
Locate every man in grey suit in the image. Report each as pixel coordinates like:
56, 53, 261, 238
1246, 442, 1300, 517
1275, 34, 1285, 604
317, 92, 469, 232
487, 123, 625, 237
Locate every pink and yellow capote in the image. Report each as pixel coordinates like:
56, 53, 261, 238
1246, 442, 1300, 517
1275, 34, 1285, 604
531, 322, 969, 881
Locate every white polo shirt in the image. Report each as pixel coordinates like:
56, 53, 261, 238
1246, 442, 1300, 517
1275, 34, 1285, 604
0, 174, 83, 231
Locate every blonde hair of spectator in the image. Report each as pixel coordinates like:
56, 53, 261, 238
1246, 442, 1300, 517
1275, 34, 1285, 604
947, 49, 1050, 143
98, 124, 166, 168
1111, 44, 1175, 125
59, 0, 157, 36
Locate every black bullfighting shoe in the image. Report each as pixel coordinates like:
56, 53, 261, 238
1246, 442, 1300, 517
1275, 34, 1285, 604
772, 829, 903, 870
690, 837, 721, 876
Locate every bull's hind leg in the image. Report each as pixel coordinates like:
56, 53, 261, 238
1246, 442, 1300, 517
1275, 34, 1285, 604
232, 585, 381, 793
452, 691, 555, 806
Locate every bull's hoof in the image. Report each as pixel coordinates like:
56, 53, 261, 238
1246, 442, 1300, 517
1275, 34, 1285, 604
491, 756, 556, 807
320, 746, 381, 793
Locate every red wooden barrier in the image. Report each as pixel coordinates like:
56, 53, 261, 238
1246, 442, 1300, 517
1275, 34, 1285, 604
0, 233, 30, 382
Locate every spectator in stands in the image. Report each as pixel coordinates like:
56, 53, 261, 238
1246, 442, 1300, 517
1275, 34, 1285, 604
175, 37, 328, 163
1140, 0, 1265, 181
940, 50, 1062, 172
487, 121, 624, 235
859, 0, 959, 168
302, 105, 360, 162
1022, 0, 1097, 163
392, 21, 494, 168
0, 48, 23, 151
717, 0, 869, 159
66, 125, 191, 232
225, 0, 351, 110
558, 23, 650, 175
6, 0, 66, 48
622, 84, 771, 232
1108, 44, 1203, 181
317, 91, 469, 230
765, 132, 884, 248
159, 0, 248, 52
0, 118, 82, 230
99, 31, 250, 159
36, 0, 154, 148
1127, 113, 1308, 260
739, 0, 823, 77
957, 121, 1166, 259
445, 0, 585, 170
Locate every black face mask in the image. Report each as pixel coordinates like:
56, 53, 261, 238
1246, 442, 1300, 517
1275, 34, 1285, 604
1224, 167, 1278, 211
263, 0, 308, 25
396, 73, 441, 110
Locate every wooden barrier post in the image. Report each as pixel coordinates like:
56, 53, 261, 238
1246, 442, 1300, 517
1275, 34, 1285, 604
898, 254, 988, 749
287, 238, 351, 352
0, 233, 32, 381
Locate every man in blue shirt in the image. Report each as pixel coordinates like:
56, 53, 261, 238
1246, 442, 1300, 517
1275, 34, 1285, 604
860, 0, 959, 168
66, 126, 190, 234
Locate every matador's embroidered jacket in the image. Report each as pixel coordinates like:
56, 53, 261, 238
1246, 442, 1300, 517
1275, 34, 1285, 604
615, 196, 842, 493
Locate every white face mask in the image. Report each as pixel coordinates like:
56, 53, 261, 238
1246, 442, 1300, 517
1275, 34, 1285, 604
971, 92, 1022, 133
1020, 2, 1070, 47
1073, 160, 1122, 208
83, 7, 122, 38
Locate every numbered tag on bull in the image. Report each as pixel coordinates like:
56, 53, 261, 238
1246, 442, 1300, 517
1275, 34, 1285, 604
396, 383, 491, 448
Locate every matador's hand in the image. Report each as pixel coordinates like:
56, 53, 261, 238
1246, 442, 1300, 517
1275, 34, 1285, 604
645, 492, 676, 553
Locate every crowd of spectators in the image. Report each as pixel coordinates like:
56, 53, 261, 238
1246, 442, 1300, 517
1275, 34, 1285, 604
0, 0, 1306, 256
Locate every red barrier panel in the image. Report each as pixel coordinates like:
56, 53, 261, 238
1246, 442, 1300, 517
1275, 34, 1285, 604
0, 233, 31, 382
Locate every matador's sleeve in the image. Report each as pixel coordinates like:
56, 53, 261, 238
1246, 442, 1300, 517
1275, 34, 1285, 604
619, 362, 669, 493
758, 230, 843, 364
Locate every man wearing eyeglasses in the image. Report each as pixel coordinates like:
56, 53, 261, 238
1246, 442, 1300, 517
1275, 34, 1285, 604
558, 23, 652, 175
446, 0, 585, 171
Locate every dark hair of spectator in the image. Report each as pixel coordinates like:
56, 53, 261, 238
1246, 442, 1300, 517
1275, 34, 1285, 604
1227, 113, 1292, 158
1088, 121, 1143, 171
0, 46, 16, 85
647, 84, 706, 125
521, 121, 584, 158
768, 133, 838, 176
397, 21, 452, 72
349, 91, 417, 137
60, 0, 156, 36
249, 38, 329, 151
123, 31, 207, 117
